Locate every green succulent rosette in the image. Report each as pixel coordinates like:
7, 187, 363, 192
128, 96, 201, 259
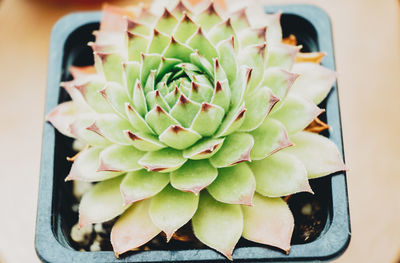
47, 0, 345, 259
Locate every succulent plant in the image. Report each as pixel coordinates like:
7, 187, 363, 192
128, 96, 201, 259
47, 0, 345, 259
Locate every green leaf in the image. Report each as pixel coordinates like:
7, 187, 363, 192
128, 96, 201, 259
159, 125, 201, 150
210, 80, 230, 112
169, 94, 201, 128
238, 26, 267, 47
207, 162, 255, 205
98, 145, 144, 172
95, 52, 124, 84
284, 131, 346, 178
132, 79, 148, 117
249, 151, 312, 197
187, 27, 218, 63
195, 2, 222, 31
238, 43, 266, 91
124, 130, 166, 151
163, 37, 194, 62
147, 29, 170, 54
125, 103, 155, 134
138, 148, 187, 173
145, 105, 180, 135
266, 44, 298, 71
146, 90, 170, 112
123, 61, 140, 97
93, 114, 133, 145
46, 101, 78, 138
242, 194, 294, 252
189, 81, 213, 103
270, 94, 322, 134
100, 82, 130, 118
208, 18, 238, 47
291, 62, 336, 104
192, 192, 242, 260
216, 37, 237, 85
120, 170, 169, 204
73, 78, 113, 114
214, 103, 246, 137
183, 138, 224, 160
171, 159, 218, 194
127, 32, 148, 62
79, 176, 128, 227
190, 51, 213, 78
149, 185, 199, 240
69, 114, 111, 147
155, 8, 178, 35
66, 147, 122, 182
127, 18, 151, 36
229, 8, 250, 32
111, 199, 161, 257
174, 13, 198, 43
249, 118, 293, 160
261, 67, 298, 99
191, 103, 225, 136
140, 53, 162, 87
239, 86, 279, 131
210, 132, 254, 168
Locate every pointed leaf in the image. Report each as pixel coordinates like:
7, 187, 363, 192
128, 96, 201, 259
210, 80, 230, 112
238, 43, 266, 91
155, 8, 178, 35
69, 114, 111, 146
191, 103, 224, 136
126, 18, 151, 35
132, 80, 148, 117
46, 101, 78, 137
249, 151, 312, 197
145, 105, 180, 135
73, 78, 113, 113
138, 148, 187, 173
261, 67, 298, 99
66, 147, 122, 182
146, 90, 170, 112
291, 62, 336, 104
98, 145, 144, 172
183, 137, 224, 160
95, 52, 124, 84
120, 170, 169, 204
169, 94, 201, 127
127, 31, 149, 61
100, 82, 130, 117
123, 61, 140, 97
266, 44, 298, 71
124, 130, 166, 151
148, 29, 170, 54
79, 176, 128, 227
174, 13, 198, 43
216, 37, 237, 84
192, 192, 242, 260
140, 53, 162, 87
208, 162, 256, 205
190, 51, 213, 78
163, 37, 193, 62
93, 114, 133, 145
214, 103, 246, 137
210, 132, 254, 168
229, 7, 250, 31
125, 103, 155, 134
242, 193, 294, 252
111, 199, 161, 257
159, 125, 201, 150
240, 86, 279, 131
271, 94, 322, 134
239, 26, 267, 47
195, 2, 223, 31
249, 118, 293, 160
284, 131, 346, 178
208, 18, 238, 47
187, 27, 218, 63
171, 159, 218, 194
149, 185, 199, 240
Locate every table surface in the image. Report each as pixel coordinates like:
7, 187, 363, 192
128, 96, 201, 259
1, 0, 399, 262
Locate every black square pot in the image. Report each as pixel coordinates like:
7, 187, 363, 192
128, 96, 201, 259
35, 4, 350, 263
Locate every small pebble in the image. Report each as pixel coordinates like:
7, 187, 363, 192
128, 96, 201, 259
72, 139, 86, 152
90, 235, 103, 251
70, 223, 93, 246
73, 181, 93, 200
301, 203, 313, 216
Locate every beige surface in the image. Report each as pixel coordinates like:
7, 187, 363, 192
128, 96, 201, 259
0, 0, 399, 262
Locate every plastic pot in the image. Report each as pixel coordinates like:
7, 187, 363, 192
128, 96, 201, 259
35, 4, 350, 262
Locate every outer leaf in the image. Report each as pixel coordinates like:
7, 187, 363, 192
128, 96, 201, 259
249, 118, 293, 160
125, 103, 155, 134
242, 193, 294, 253
266, 44, 298, 71
249, 151, 312, 197
195, 2, 222, 31
100, 82, 130, 117
79, 176, 127, 227
149, 185, 199, 241
111, 199, 161, 257
261, 67, 298, 99
239, 86, 279, 132
174, 13, 198, 43
124, 130, 166, 151
120, 170, 169, 204
210, 133, 253, 168
98, 145, 144, 172
271, 94, 322, 134
92, 114, 133, 145
216, 37, 237, 84
214, 103, 246, 137
138, 148, 187, 173
46, 101, 77, 137
155, 8, 178, 35
284, 131, 346, 178
192, 192, 243, 260
171, 159, 218, 194
187, 27, 218, 63
69, 114, 111, 147
207, 163, 256, 205
66, 147, 122, 182
291, 62, 336, 104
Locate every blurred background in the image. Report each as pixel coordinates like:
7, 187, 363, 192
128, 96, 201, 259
0, 0, 399, 262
